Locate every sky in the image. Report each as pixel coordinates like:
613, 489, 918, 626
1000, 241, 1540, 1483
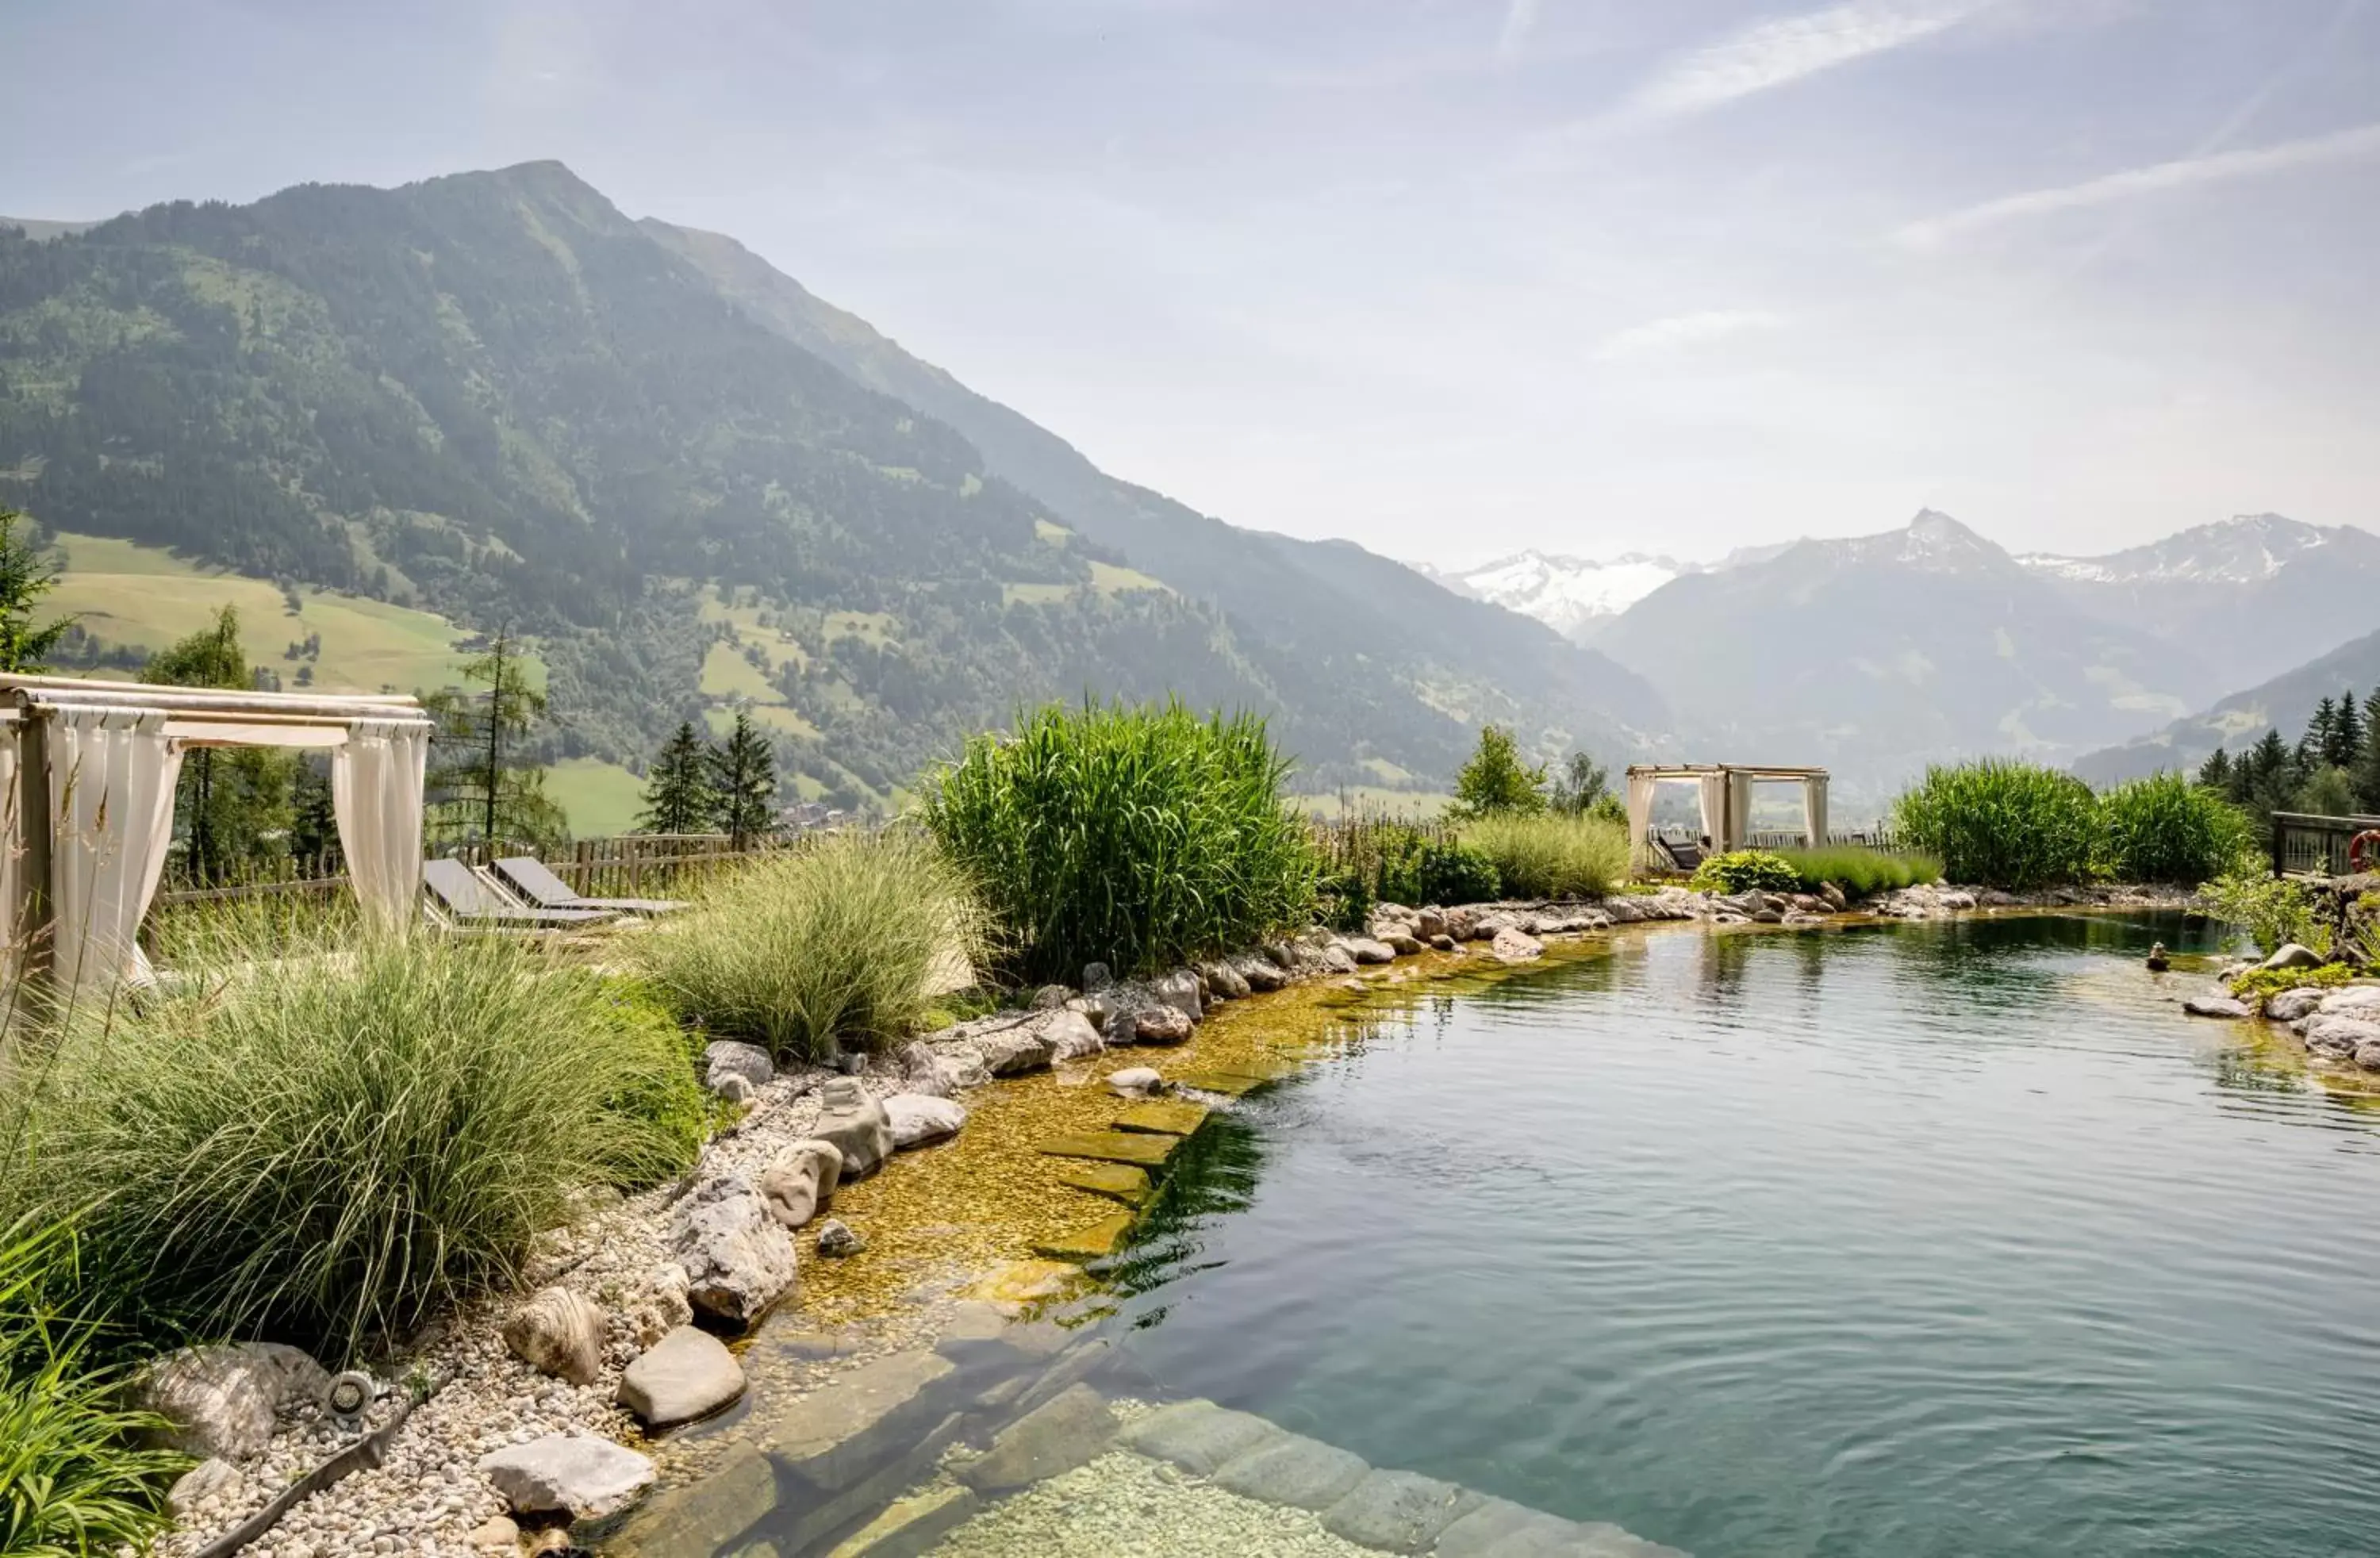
7, 0, 2380, 568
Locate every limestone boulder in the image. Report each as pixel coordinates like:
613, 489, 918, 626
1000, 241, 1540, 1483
2260, 942, 2327, 973
1106, 1066, 1164, 1096
619, 1263, 693, 1351
2183, 994, 2251, 1019
166, 1457, 239, 1519
1318, 943, 1358, 975
1342, 937, 1396, 965
2320, 985, 2380, 1017
975, 1027, 1055, 1076
884, 1092, 967, 1149
1415, 908, 1447, 938
1042, 1011, 1106, 1063
501, 1287, 606, 1386
134, 1342, 328, 1461
1151, 969, 1204, 1022
702, 1039, 774, 1094
1381, 932, 1426, 957
1081, 961, 1115, 992
759, 1139, 844, 1230
672, 1172, 798, 1326
1030, 984, 1075, 1009
479, 1435, 655, 1522
1442, 907, 1481, 941
1199, 961, 1253, 1000
1491, 927, 1545, 963
616, 1326, 746, 1428
1233, 954, 1287, 992
2265, 988, 2329, 1023
816, 1218, 866, 1257
2304, 1015, 2380, 1057
1132, 1005, 1195, 1045
812, 1077, 896, 1176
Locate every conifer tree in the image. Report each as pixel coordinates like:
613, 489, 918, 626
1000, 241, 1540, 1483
706, 709, 778, 848
2301, 697, 2336, 771
2357, 700, 2380, 813
638, 720, 713, 835
144, 604, 295, 883
2327, 689, 2363, 770
2196, 746, 2232, 792
0, 508, 72, 673
424, 629, 567, 846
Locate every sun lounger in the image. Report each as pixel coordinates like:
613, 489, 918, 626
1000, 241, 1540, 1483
493, 856, 682, 915
421, 858, 614, 929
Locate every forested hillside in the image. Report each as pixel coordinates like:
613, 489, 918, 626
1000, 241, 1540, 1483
0, 164, 1664, 804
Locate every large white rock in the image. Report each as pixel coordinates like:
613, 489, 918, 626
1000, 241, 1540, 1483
672, 1172, 798, 1326
2319, 985, 2380, 1017
974, 1027, 1055, 1076
812, 1077, 896, 1177
883, 1092, 968, 1149
134, 1342, 328, 1461
1490, 927, 1545, 963
1340, 938, 1396, 965
1106, 1067, 1163, 1096
1151, 968, 1204, 1020
1042, 1011, 1106, 1062
759, 1139, 843, 1230
616, 1326, 746, 1428
501, 1287, 607, 1386
2259, 943, 2327, 973
478, 1435, 655, 1521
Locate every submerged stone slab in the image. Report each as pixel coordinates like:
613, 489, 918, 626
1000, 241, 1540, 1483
1112, 1099, 1211, 1137
968, 1260, 1078, 1308
955, 1383, 1118, 1493
1118, 1398, 1284, 1475
764, 1351, 954, 1492
1032, 1211, 1136, 1262
1320, 1468, 1484, 1553
825, 1483, 979, 1558
1211, 1431, 1369, 1510
1053, 1160, 1153, 1206
1038, 1130, 1178, 1168
603, 1441, 774, 1557
1435, 1496, 1689, 1558
1168, 1070, 1267, 1098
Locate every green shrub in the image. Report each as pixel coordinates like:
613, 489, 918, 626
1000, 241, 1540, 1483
1418, 842, 1501, 906
1449, 725, 1548, 819
2200, 869, 2330, 959
1891, 759, 2100, 889
1689, 850, 1802, 895
10, 925, 706, 1360
1460, 814, 1628, 899
923, 700, 1316, 981
0, 1218, 184, 1558
1317, 872, 1373, 934
637, 829, 990, 1061
1775, 846, 1942, 897
2095, 773, 2258, 884
2227, 961, 2354, 1006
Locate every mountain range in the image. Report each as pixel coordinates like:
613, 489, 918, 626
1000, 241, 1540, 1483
0, 163, 1664, 804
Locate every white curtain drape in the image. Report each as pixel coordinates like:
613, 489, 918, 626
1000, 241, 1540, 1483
1697, 774, 1726, 848
47, 707, 183, 994
1626, 769, 1658, 876
1728, 772, 1756, 852
1802, 777, 1829, 850
333, 718, 428, 932
0, 723, 20, 985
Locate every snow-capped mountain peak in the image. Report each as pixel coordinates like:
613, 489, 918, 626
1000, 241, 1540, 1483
1422, 550, 1684, 640
2017, 512, 2372, 585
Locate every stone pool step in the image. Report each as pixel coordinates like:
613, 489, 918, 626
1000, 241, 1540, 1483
1052, 1160, 1154, 1206
1037, 1130, 1178, 1168
1031, 1211, 1135, 1262
1111, 1098, 1211, 1136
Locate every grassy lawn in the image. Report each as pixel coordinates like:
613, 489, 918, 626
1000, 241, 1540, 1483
48, 531, 490, 694
544, 758, 646, 838
699, 640, 782, 701
1088, 560, 1165, 594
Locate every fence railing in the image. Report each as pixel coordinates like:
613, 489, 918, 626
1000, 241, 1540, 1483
156, 832, 810, 909
2272, 811, 2380, 878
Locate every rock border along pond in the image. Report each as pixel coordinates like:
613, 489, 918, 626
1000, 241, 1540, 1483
152, 881, 2231, 1558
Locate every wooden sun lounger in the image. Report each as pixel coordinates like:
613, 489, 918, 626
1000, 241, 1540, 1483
494, 856, 682, 915
420, 858, 615, 930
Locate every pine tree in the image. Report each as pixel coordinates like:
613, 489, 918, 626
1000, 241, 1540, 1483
0, 508, 72, 673
2327, 689, 2363, 770
290, 757, 343, 870
2301, 697, 2336, 772
706, 709, 778, 848
638, 720, 713, 835
424, 630, 566, 846
2235, 727, 2301, 842
2357, 699, 2380, 813
2197, 747, 2232, 791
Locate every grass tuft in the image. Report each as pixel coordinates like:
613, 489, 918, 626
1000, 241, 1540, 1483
6, 920, 705, 1361
1891, 759, 2099, 890
2094, 772, 2258, 885
923, 700, 1316, 982
1775, 846, 1943, 897
634, 829, 991, 1062
1459, 813, 1629, 900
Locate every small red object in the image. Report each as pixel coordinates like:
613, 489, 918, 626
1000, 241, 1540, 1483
2351, 831, 2380, 873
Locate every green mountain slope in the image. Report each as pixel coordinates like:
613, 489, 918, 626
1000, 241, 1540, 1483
0, 162, 1663, 800
643, 219, 1671, 780
2072, 626, 2380, 786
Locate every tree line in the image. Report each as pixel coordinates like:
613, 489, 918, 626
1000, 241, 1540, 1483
2197, 689, 2380, 830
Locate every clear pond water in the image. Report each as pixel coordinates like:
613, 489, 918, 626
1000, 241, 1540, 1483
1095, 914, 2380, 1557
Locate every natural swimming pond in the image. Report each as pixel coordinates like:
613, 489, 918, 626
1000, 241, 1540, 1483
1082, 913, 2380, 1557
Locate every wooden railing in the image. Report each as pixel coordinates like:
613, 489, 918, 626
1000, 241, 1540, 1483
2271, 811, 2380, 878
156, 831, 820, 909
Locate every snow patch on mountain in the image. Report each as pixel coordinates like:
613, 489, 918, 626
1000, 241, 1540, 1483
1418, 551, 1685, 639
2018, 513, 2372, 585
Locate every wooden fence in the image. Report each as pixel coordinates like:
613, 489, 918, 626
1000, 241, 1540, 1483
156, 832, 810, 909
2272, 811, 2380, 878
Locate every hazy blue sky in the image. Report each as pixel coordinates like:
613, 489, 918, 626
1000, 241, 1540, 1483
9, 0, 2378, 566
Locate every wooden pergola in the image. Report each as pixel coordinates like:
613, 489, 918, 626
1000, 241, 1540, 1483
0, 674, 433, 996
1625, 762, 1830, 876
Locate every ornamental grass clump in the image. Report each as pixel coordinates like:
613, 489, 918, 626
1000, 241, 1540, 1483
922, 700, 1316, 984
6, 920, 706, 1361
1459, 813, 1629, 900
635, 828, 992, 1061
2094, 772, 2258, 885
0, 1217, 184, 1557
1890, 759, 2099, 890
1775, 846, 1943, 898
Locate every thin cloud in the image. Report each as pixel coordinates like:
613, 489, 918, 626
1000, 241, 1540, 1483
1895, 120, 2380, 248
1498, 0, 1544, 61
1597, 309, 1787, 361
1616, 0, 1996, 123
